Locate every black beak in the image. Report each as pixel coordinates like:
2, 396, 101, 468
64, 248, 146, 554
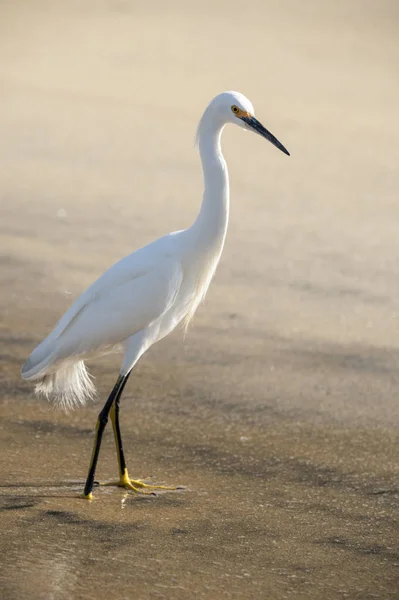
241, 115, 290, 156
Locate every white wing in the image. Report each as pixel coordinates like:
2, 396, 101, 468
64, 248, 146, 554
51, 238, 168, 339
25, 234, 183, 372
56, 256, 182, 359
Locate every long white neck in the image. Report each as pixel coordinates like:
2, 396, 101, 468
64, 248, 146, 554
188, 117, 229, 254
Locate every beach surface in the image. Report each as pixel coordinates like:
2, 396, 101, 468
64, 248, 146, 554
0, 1, 399, 598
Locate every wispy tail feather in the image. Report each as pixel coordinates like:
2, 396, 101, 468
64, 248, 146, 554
34, 361, 96, 411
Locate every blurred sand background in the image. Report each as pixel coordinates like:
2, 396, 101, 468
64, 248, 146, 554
0, 1, 399, 598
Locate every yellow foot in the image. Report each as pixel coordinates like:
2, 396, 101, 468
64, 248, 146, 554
102, 469, 180, 494
81, 492, 93, 500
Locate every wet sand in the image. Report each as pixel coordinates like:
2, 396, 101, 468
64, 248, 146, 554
1, 1, 399, 598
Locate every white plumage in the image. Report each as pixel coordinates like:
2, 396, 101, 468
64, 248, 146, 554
22, 91, 289, 412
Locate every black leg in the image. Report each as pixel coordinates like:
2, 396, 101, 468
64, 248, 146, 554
83, 373, 130, 498
110, 373, 131, 476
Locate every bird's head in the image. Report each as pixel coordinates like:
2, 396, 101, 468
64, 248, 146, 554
200, 91, 289, 156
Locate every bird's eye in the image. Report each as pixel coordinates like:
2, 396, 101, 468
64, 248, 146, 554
231, 105, 239, 114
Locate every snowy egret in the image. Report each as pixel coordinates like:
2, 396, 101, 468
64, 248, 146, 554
21, 91, 289, 499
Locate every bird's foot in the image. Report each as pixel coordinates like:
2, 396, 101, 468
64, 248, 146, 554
102, 468, 180, 494
81, 491, 94, 501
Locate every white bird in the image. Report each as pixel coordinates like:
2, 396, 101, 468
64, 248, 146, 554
21, 91, 289, 499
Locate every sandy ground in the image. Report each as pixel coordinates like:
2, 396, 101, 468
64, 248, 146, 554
1, 1, 399, 598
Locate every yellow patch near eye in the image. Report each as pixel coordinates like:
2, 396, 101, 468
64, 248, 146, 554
231, 106, 252, 119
